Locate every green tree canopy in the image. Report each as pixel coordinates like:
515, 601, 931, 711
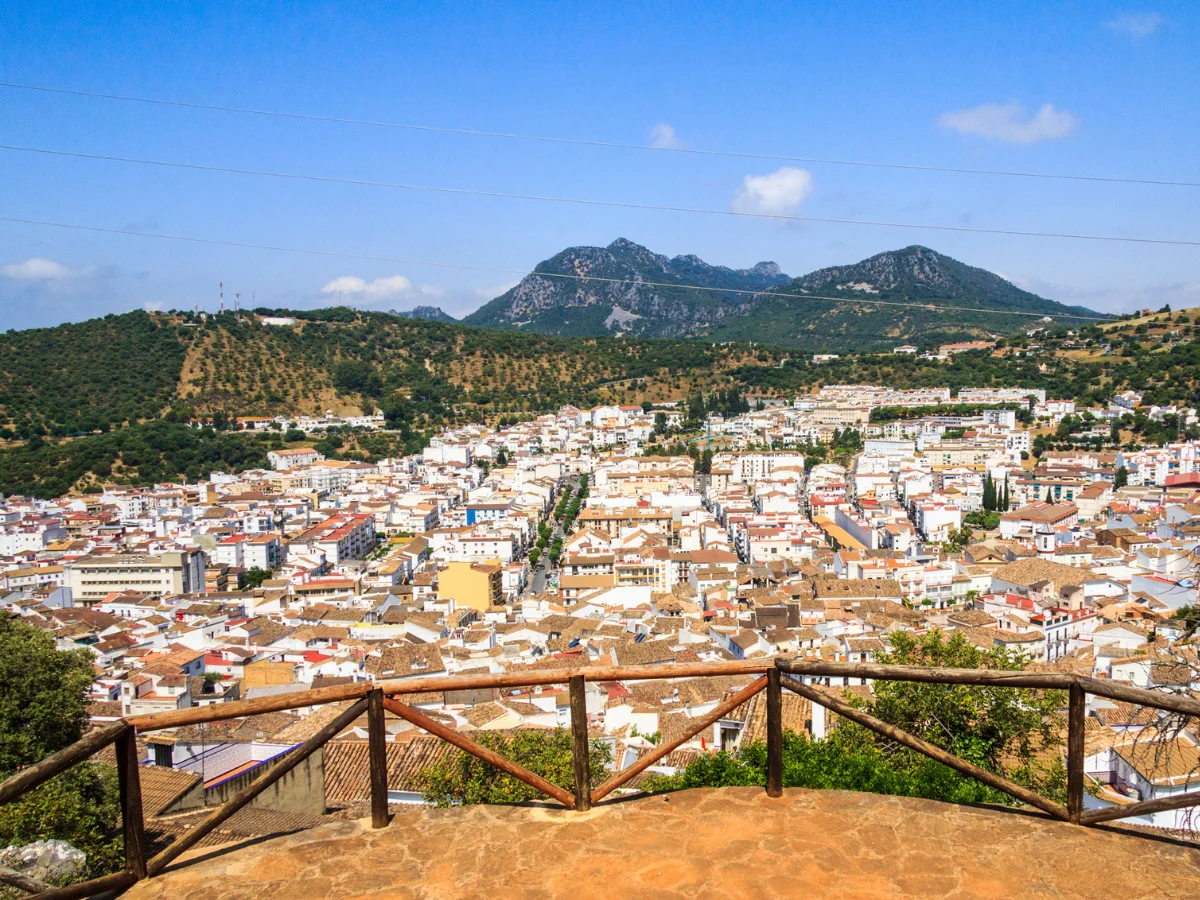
418, 728, 612, 806
242, 567, 274, 590
645, 632, 1066, 807
0, 615, 124, 882
0, 615, 94, 776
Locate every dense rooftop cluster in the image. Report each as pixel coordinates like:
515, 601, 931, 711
2, 381, 1200, 839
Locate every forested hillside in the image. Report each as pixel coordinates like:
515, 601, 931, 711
1, 305, 1197, 498
705, 246, 1105, 351
0, 312, 187, 438
0, 422, 272, 499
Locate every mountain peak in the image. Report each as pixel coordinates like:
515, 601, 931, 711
607, 237, 648, 252
463, 240, 790, 336
390, 305, 457, 323
463, 240, 1103, 348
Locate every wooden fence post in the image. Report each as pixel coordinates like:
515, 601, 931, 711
1067, 682, 1085, 825
368, 688, 390, 829
570, 675, 591, 812
116, 726, 147, 881
766, 667, 783, 798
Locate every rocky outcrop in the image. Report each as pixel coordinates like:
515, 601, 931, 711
0, 839, 87, 885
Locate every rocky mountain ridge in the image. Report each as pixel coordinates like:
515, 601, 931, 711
463, 238, 789, 339
465, 240, 1105, 350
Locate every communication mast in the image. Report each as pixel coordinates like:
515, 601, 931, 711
219, 282, 224, 313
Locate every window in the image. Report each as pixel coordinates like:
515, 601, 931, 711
153, 744, 173, 767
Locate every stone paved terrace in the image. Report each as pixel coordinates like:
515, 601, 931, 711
125, 788, 1200, 899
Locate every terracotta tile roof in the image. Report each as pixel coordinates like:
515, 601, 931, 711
137, 765, 202, 817
365, 643, 446, 678
145, 806, 330, 855
324, 736, 457, 803
460, 702, 510, 728
735, 690, 811, 744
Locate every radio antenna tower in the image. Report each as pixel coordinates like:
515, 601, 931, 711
219, 282, 224, 312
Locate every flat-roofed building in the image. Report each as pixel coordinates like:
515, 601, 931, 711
65, 550, 206, 605
438, 560, 503, 612
998, 503, 1079, 540
290, 513, 376, 563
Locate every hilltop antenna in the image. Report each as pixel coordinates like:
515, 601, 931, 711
219, 281, 224, 312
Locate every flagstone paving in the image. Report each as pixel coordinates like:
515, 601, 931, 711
124, 787, 1200, 899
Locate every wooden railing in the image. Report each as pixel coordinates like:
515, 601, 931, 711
2, 657, 1198, 897
777, 660, 1200, 826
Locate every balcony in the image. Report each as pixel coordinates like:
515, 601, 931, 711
120, 787, 1200, 899
5, 659, 1200, 898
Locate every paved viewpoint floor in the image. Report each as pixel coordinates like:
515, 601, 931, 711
125, 788, 1200, 900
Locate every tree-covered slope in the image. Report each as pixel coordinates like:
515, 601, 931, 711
1, 303, 1192, 498
390, 305, 458, 323
0, 311, 188, 438
705, 246, 1104, 351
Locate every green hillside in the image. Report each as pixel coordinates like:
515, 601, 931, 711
2, 304, 1196, 498
706, 246, 1104, 351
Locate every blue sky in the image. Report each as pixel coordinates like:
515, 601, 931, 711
1, 1, 1197, 328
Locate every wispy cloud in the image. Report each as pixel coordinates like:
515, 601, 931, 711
321, 274, 413, 300
1006, 272, 1200, 315
649, 123, 683, 150
732, 167, 814, 216
1104, 12, 1164, 39
938, 102, 1079, 144
419, 283, 446, 298
1, 257, 95, 282
474, 281, 519, 300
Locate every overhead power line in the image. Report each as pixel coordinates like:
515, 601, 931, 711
1, 144, 1197, 248
0, 214, 1110, 320
1, 80, 1196, 189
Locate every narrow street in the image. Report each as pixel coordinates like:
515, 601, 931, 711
526, 475, 579, 596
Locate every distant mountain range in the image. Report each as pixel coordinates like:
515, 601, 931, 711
463, 240, 1104, 350
463, 238, 790, 338
390, 305, 458, 323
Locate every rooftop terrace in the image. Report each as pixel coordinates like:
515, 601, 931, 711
125, 788, 1200, 900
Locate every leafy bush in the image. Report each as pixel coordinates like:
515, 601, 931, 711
0, 616, 123, 882
646, 631, 1067, 807
418, 728, 612, 806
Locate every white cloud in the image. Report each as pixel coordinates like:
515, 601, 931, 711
938, 102, 1079, 144
320, 274, 413, 299
1105, 12, 1163, 38
649, 123, 682, 150
732, 167, 815, 216
419, 283, 446, 298
0, 257, 91, 282
142, 301, 164, 312
474, 281, 519, 300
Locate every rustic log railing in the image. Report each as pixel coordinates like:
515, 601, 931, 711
2, 657, 1200, 897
